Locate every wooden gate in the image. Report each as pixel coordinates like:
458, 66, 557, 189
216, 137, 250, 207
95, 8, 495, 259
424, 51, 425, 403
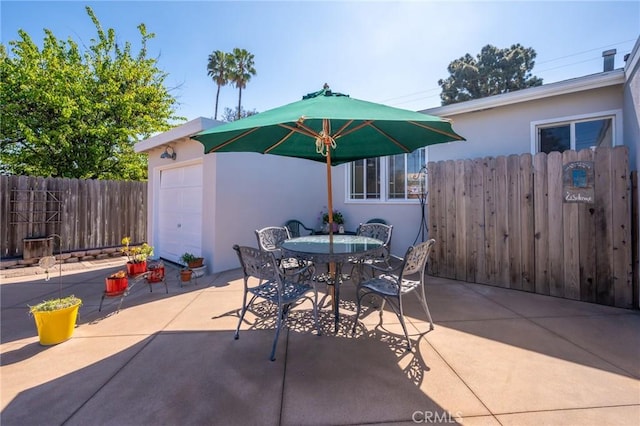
427, 146, 635, 308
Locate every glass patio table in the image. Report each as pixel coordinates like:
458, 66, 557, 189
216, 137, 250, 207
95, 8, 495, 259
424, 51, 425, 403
281, 234, 384, 331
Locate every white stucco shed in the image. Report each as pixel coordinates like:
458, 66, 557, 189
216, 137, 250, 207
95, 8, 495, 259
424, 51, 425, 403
135, 117, 327, 273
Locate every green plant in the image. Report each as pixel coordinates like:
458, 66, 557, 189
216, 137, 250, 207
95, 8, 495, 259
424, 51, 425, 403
180, 252, 197, 266
121, 237, 154, 263
321, 208, 344, 224
29, 295, 82, 313
108, 270, 127, 279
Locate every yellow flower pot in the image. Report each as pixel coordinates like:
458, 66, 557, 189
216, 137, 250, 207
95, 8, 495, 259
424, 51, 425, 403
32, 301, 81, 345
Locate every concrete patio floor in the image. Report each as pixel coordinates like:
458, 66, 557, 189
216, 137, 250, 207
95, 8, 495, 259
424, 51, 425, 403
1, 259, 639, 425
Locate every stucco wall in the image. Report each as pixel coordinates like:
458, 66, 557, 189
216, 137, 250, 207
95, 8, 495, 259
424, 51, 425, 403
331, 164, 432, 257
623, 47, 639, 172
146, 136, 328, 273
210, 152, 326, 272
200, 149, 441, 271
622, 43, 640, 307
426, 85, 624, 163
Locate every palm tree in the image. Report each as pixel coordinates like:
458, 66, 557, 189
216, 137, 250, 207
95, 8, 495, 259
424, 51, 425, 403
228, 48, 256, 120
206, 50, 231, 120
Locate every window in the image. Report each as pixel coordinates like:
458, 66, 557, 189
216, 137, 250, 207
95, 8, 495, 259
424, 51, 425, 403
533, 111, 619, 154
349, 158, 381, 199
348, 149, 427, 202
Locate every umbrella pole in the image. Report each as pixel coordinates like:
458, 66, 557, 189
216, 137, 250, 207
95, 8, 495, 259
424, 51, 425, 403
326, 157, 334, 237
324, 118, 335, 239
324, 121, 338, 318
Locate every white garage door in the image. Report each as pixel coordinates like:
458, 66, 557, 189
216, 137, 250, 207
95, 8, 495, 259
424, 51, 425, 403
157, 164, 203, 264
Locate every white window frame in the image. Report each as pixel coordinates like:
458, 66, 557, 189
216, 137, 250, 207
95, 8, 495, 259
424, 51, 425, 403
345, 148, 428, 204
530, 109, 622, 154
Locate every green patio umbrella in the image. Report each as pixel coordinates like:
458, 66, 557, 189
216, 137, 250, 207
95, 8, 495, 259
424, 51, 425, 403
192, 85, 465, 229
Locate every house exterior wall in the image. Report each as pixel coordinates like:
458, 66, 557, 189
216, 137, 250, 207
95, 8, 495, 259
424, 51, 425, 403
623, 39, 639, 172
140, 114, 334, 273
426, 85, 624, 163
147, 138, 328, 273
208, 152, 326, 272
333, 84, 627, 257
622, 42, 639, 305
331, 165, 429, 256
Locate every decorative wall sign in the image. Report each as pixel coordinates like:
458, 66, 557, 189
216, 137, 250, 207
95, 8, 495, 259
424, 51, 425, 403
563, 161, 594, 203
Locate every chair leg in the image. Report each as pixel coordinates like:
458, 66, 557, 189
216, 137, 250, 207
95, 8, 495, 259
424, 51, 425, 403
418, 286, 435, 331
234, 292, 255, 340
397, 301, 412, 351
349, 263, 360, 287
352, 290, 365, 335
270, 304, 284, 361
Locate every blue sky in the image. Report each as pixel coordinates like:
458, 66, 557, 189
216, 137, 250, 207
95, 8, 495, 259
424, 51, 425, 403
2, 1, 639, 123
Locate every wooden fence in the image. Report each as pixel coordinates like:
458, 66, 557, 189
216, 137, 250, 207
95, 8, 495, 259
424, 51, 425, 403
427, 146, 635, 309
1, 175, 147, 258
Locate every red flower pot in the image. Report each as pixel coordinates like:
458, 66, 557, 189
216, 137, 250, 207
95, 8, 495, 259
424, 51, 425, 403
147, 265, 165, 283
105, 276, 128, 295
126, 261, 147, 276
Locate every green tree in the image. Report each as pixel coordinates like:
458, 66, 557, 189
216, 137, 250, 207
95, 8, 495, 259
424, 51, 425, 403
206, 50, 231, 120
220, 106, 258, 122
438, 44, 543, 106
0, 6, 181, 180
227, 48, 256, 120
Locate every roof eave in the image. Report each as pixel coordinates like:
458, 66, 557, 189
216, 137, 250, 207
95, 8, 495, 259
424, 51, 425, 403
421, 69, 625, 117
134, 117, 222, 153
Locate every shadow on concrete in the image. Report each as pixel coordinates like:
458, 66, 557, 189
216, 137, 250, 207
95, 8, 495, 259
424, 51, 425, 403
1, 327, 458, 425
0, 263, 221, 346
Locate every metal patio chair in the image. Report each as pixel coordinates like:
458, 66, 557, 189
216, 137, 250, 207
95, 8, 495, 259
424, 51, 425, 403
255, 226, 291, 261
256, 226, 307, 271
352, 239, 436, 351
284, 219, 315, 238
233, 245, 320, 361
366, 218, 388, 225
350, 222, 394, 283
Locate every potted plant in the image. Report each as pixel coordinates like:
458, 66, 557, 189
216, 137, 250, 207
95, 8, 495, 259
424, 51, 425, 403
320, 207, 344, 232
179, 252, 206, 282
105, 270, 128, 295
30, 295, 82, 346
179, 269, 193, 282
29, 234, 81, 346
121, 236, 154, 276
180, 252, 204, 269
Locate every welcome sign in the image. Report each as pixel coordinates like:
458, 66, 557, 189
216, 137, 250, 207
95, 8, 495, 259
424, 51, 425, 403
563, 161, 594, 203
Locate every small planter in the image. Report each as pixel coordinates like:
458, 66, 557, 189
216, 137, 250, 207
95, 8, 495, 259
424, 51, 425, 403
180, 269, 193, 282
105, 272, 129, 295
30, 298, 82, 346
147, 262, 165, 283
187, 258, 204, 269
120, 237, 154, 275
126, 260, 147, 276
